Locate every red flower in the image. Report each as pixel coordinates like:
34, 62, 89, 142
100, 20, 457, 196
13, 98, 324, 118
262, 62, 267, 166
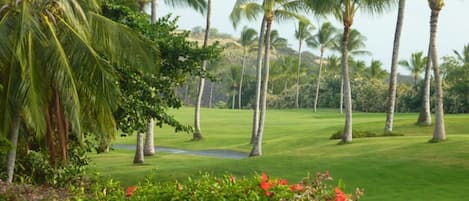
265, 191, 272, 197
229, 175, 236, 183
260, 181, 271, 191
289, 184, 304, 191
335, 187, 348, 201
261, 173, 268, 182
126, 186, 137, 197
279, 179, 288, 185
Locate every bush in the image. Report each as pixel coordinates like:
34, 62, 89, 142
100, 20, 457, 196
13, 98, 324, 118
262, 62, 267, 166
127, 171, 363, 201
330, 130, 404, 140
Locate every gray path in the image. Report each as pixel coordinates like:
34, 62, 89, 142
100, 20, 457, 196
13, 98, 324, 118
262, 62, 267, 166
113, 144, 248, 159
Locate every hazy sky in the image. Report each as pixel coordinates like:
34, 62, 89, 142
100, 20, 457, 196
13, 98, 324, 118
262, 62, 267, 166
157, 0, 469, 76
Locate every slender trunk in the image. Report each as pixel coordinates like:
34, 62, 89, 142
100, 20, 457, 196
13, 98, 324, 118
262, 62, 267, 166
429, 9, 446, 141
418, 41, 433, 125
295, 41, 302, 109
151, 0, 157, 23
193, 0, 211, 141
340, 76, 344, 114
314, 49, 324, 112
133, 132, 144, 164
209, 82, 214, 108
45, 106, 56, 168
250, 19, 272, 157
144, 118, 155, 156
250, 17, 266, 144
239, 49, 247, 109
385, 0, 406, 133
184, 84, 189, 105
54, 88, 67, 165
232, 89, 236, 109
6, 114, 20, 183
341, 25, 353, 143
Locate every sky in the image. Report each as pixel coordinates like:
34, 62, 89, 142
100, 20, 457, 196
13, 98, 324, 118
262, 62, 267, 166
156, 0, 469, 76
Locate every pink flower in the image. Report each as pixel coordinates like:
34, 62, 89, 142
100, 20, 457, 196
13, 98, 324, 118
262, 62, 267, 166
261, 173, 268, 183
260, 181, 271, 191
289, 184, 304, 191
279, 179, 288, 186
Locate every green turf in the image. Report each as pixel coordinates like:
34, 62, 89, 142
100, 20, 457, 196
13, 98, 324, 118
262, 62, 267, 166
90, 108, 469, 201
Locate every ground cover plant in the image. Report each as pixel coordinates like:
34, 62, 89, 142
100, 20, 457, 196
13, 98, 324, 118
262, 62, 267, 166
91, 107, 469, 201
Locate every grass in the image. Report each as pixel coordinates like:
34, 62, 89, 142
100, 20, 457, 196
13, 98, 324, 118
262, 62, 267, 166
90, 108, 469, 201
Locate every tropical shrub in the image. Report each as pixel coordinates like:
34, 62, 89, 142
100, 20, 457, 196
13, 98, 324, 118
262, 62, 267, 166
127, 172, 363, 201
330, 130, 404, 139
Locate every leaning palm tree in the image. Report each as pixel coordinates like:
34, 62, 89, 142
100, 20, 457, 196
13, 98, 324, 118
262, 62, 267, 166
399, 51, 427, 88
238, 26, 258, 109
1, 0, 159, 182
428, 0, 446, 141
306, 22, 338, 112
307, 0, 393, 143
294, 20, 314, 108
231, 0, 308, 156
384, 0, 406, 133
193, 0, 211, 141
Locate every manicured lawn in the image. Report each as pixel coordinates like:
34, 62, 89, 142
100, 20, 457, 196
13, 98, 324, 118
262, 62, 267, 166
90, 108, 469, 201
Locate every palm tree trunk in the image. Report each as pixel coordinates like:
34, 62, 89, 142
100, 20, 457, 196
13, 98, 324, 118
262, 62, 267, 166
295, 41, 302, 109
151, 0, 157, 23
6, 114, 20, 183
385, 0, 406, 133
45, 106, 56, 168
184, 84, 190, 105
239, 49, 247, 109
340, 76, 344, 114
250, 19, 272, 157
417, 42, 433, 125
314, 49, 324, 112
250, 17, 266, 145
232, 89, 236, 109
429, 8, 446, 141
193, 0, 211, 141
209, 82, 214, 108
133, 132, 144, 164
341, 25, 353, 143
54, 88, 67, 165
144, 118, 155, 156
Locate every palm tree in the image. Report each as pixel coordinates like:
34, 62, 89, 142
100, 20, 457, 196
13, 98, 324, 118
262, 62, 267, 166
306, 22, 338, 112
269, 30, 289, 54
193, 0, 211, 141
368, 60, 387, 80
398, 51, 427, 87
294, 20, 314, 108
238, 26, 258, 109
453, 44, 469, 65
134, 133, 145, 164
1, 0, 159, 182
428, 0, 446, 141
231, 0, 307, 156
384, 0, 406, 133
307, 0, 393, 143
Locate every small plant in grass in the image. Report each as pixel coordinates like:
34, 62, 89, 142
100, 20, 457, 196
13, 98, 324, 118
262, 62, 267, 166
127, 171, 363, 201
330, 130, 403, 140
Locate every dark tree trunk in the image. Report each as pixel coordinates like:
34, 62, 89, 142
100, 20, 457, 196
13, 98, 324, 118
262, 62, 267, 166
133, 132, 144, 164
45, 106, 56, 168
385, 0, 406, 133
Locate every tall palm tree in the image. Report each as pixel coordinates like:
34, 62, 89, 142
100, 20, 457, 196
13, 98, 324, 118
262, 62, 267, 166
306, 22, 338, 112
193, 0, 211, 141
428, 0, 445, 141
1, 0, 159, 182
294, 20, 314, 108
231, 0, 307, 156
307, 0, 393, 143
384, 0, 406, 133
399, 51, 427, 87
238, 26, 258, 109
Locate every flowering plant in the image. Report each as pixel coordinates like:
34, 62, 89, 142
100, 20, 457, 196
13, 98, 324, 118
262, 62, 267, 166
127, 171, 363, 201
